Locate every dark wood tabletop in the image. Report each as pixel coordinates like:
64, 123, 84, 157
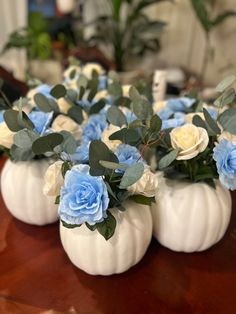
0, 157, 236, 314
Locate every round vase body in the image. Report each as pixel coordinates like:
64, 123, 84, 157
1, 159, 58, 225
151, 179, 232, 252
56, 0, 75, 14
60, 201, 152, 275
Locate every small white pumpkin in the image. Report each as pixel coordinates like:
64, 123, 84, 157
60, 200, 153, 275
1, 159, 58, 225
56, 0, 75, 14
151, 178, 232, 252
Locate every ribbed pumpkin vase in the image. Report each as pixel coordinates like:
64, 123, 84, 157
151, 179, 232, 252
1, 159, 58, 225
60, 201, 153, 275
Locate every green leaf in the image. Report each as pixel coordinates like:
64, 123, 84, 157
89, 140, 119, 176
17, 111, 35, 130
192, 115, 207, 129
99, 160, 128, 170
32, 133, 64, 155
77, 74, 88, 89
214, 88, 235, 108
215, 75, 236, 93
61, 220, 80, 229
4, 109, 34, 132
88, 78, 99, 102
109, 127, 140, 145
55, 195, 60, 205
14, 129, 39, 149
96, 211, 116, 240
50, 84, 67, 99
60, 130, 77, 154
130, 194, 155, 206
190, 0, 211, 33
68, 106, 83, 124
85, 223, 97, 231
218, 108, 236, 134
61, 161, 72, 178
129, 86, 140, 102
10, 145, 34, 161
108, 81, 123, 98
34, 93, 52, 112
69, 68, 77, 79
212, 11, 236, 27
203, 108, 221, 135
78, 86, 85, 100
119, 163, 144, 189
89, 99, 106, 115
149, 115, 162, 133
107, 106, 127, 127
158, 149, 179, 170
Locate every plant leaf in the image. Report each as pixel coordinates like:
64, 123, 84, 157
14, 129, 39, 149
32, 133, 64, 155
158, 149, 179, 170
119, 162, 144, 189
218, 108, 236, 134
50, 84, 67, 99
215, 75, 236, 93
107, 106, 127, 127
96, 211, 116, 240
203, 108, 221, 135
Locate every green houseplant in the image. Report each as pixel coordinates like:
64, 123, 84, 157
88, 0, 169, 72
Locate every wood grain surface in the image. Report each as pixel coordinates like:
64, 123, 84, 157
0, 157, 236, 314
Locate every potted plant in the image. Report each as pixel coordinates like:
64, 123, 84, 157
87, 0, 168, 81
106, 75, 236, 252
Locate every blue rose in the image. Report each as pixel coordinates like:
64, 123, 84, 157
98, 75, 107, 90
158, 107, 173, 120
213, 139, 236, 190
59, 164, 109, 225
63, 141, 90, 164
82, 114, 108, 142
161, 118, 185, 130
115, 144, 144, 172
28, 111, 53, 135
0, 110, 4, 123
35, 84, 53, 99
167, 97, 196, 112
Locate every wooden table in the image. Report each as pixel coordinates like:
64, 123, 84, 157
0, 158, 236, 314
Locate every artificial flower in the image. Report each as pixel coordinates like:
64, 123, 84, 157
43, 161, 64, 196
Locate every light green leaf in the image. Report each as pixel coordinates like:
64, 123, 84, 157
218, 108, 236, 135
107, 106, 127, 127
96, 211, 116, 240
215, 75, 236, 93
14, 129, 39, 149
50, 84, 67, 99
158, 149, 179, 170
99, 160, 128, 170
203, 108, 221, 135
149, 115, 162, 133
34, 93, 52, 112
119, 162, 144, 189
60, 130, 77, 154
32, 133, 64, 155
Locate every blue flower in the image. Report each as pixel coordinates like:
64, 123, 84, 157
28, 111, 53, 135
213, 139, 236, 190
167, 97, 196, 112
59, 164, 109, 225
115, 144, 144, 171
98, 75, 107, 90
161, 118, 185, 130
68, 141, 90, 164
122, 108, 137, 123
35, 84, 53, 99
82, 114, 108, 142
0, 111, 4, 123
158, 107, 173, 120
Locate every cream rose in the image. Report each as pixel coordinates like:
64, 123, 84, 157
52, 115, 82, 140
82, 63, 105, 79
43, 161, 64, 196
218, 131, 236, 144
0, 122, 15, 149
170, 124, 209, 160
127, 166, 158, 197
153, 101, 167, 114
101, 124, 122, 151
122, 85, 131, 97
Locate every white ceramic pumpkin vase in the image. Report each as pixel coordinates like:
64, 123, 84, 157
1, 159, 58, 225
151, 178, 232, 252
60, 200, 153, 275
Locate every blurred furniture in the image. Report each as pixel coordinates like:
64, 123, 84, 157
0, 158, 236, 313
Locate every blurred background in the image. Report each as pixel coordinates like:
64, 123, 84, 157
0, 0, 235, 91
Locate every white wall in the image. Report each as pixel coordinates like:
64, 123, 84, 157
0, 0, 27, 80
148, 0, 236, 85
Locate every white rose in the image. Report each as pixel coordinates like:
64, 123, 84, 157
94, 90, 109, 102
153, 101, 167, 114
52, 115, 82, 140
0, 122, 15, 149
218, 131, 236, 144
122, 85, 131, 97
43, 161, 64, 196
82, 63, 105, 79
101, 124, 122, 151
128, 166, 158, 197
57, 98, 72, 114
170, 124, 209, 160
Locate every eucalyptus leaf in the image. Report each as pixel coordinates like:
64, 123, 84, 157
89, 99, 106, 115
34, 93, 52, 112
99, 160, 128, 170
14, 129, 39, 149
149, 115, 162, 133
214, 88, 235, 108
107, 106, 127, 127
130, 194, 155, 206
203, 108, 221, 135
32, 133, 64, 155
68, 106, 83, 124
50, 84, 67, 99
61, 220, 80, 229
218, 108, 236, 134
96, 211, 116, 240
60, 130, 77, 154
119, 162, 144, 189
17, 111, 35, 130
215, 75, 236, 93
10, 145, 35, 161
77, 74, 88, 89
158, 149, 179, 170
4, 109, 34, 132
